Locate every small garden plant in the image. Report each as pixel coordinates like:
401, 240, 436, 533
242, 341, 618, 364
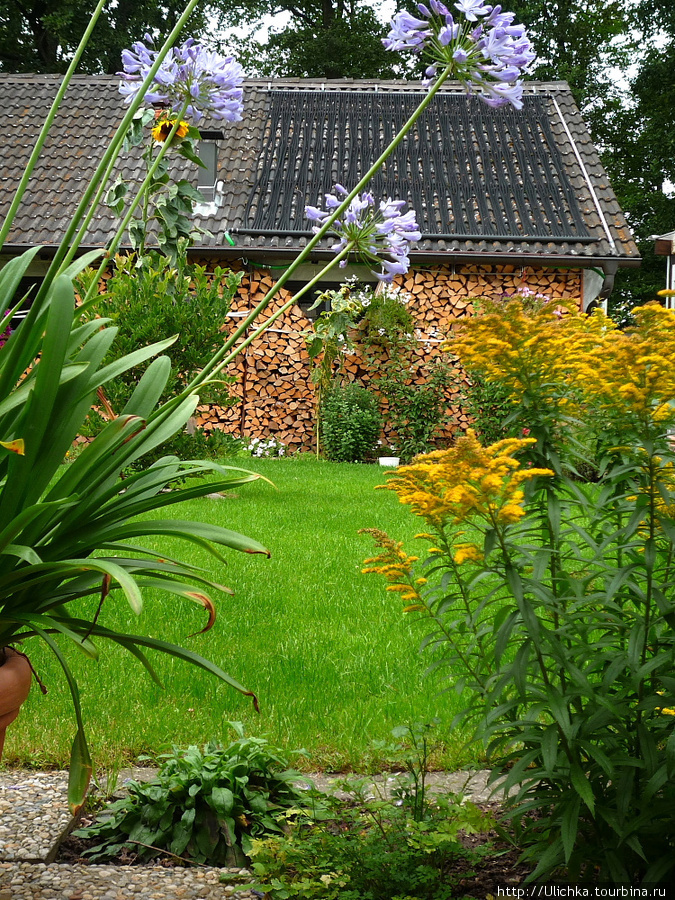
320, 384, 382, 463
75, 723, 322, 866
249, 722, 493, 900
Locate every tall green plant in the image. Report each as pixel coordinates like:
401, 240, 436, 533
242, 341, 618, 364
363, 303, 675, 884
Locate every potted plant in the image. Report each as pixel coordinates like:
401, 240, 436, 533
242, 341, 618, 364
0, 648, 32, 759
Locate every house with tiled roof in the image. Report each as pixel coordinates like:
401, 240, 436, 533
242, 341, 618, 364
0, 74, 639, 448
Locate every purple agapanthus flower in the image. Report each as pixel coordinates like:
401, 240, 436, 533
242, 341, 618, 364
119, 36, 244, 123
383, 2, 535, 109
305, 185, 421, 283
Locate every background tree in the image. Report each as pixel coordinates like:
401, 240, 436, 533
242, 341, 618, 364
599, 1, 675, 314
0, 0, 229, 73
220, 0, 400, 79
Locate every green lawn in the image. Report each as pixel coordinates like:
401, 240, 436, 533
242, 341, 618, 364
4, 457, 477, 775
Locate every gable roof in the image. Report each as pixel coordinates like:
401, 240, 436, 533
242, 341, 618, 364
0, 74, 639, 271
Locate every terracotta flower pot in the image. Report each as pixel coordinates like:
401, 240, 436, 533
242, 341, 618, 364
0, 648, 32, 760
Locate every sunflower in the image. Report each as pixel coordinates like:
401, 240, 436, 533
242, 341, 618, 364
151, 116, 190, 143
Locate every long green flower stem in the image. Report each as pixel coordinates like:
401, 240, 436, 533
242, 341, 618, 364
178, 64, 454, 398
48, 0, 202, 283
0, 0, 109, 253
79, 105, 192, 311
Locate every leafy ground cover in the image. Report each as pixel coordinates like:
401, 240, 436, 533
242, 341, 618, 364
4, 456, 473, 775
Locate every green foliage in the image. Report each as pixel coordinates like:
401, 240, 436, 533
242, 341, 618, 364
106, 108, 211, 262
306, 283, 455, 461
371, 721, 441, 823
367, 303, 675, 883
358, 288, 415, 352
249, 779, 490, 900
459, 371, 514, 445
77, 252, 241, 414
233, 1, 398, 79
75, 724, 320, 866
320, 384, 381, 463
306, 284, 364, 398
0, 0, 214, 74
377, 357, 455, 463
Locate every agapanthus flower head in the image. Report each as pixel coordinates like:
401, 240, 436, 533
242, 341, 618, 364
119, 37, 244, 124
383, 2, 535, 109
305, 185, 421, 282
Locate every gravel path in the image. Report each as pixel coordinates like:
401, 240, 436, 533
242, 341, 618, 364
0, 767, 499, 899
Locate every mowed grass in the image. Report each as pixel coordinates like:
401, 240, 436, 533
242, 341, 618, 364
5, 457, 477, 774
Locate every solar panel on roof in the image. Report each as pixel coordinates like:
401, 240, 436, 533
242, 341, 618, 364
241, 90, 590, 243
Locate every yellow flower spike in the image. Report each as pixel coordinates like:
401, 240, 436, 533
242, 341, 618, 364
657, 289, 675, 297
453, 543, 484, 564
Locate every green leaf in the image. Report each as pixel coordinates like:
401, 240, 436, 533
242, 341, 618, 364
123, 356, 172, 418
210, 786, 235, 817
666, 729, 675, 778
569, 763, 595, 815
176, 140, 207, 168
561, 795, 581, 862
169, 809, 195, 856
541, 724, 558, 775
29, 623, 92, 814
0, 247, 41, 318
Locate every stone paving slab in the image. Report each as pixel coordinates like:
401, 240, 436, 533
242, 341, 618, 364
0, 773, 72, 863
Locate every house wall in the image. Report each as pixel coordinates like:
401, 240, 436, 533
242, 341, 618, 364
195, 262, 582, 452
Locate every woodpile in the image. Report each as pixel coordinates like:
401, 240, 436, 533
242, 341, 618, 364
87, 256, 582, 451
194, 263, 582, 451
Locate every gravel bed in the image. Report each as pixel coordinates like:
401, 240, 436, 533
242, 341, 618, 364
0, 773, 72, 862
0, 862, 258, 899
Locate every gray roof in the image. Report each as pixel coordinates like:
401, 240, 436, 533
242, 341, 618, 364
0, 74, 639, 269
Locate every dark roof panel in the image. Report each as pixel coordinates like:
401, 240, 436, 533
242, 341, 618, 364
243, 90, 590, 243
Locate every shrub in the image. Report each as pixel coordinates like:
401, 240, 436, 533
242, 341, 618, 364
377, 357, 455, 463
77, 252, 242, 414
75, 724, 320, 866
458, 370, 514, 445
321, 384, 381, 463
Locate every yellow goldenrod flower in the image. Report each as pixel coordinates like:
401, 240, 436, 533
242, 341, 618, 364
453, 543, 484, 564
382, 430, 552, 531
360, 528, 425, 610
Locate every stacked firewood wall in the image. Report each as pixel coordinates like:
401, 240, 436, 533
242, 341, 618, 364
195, 263, 582, 452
